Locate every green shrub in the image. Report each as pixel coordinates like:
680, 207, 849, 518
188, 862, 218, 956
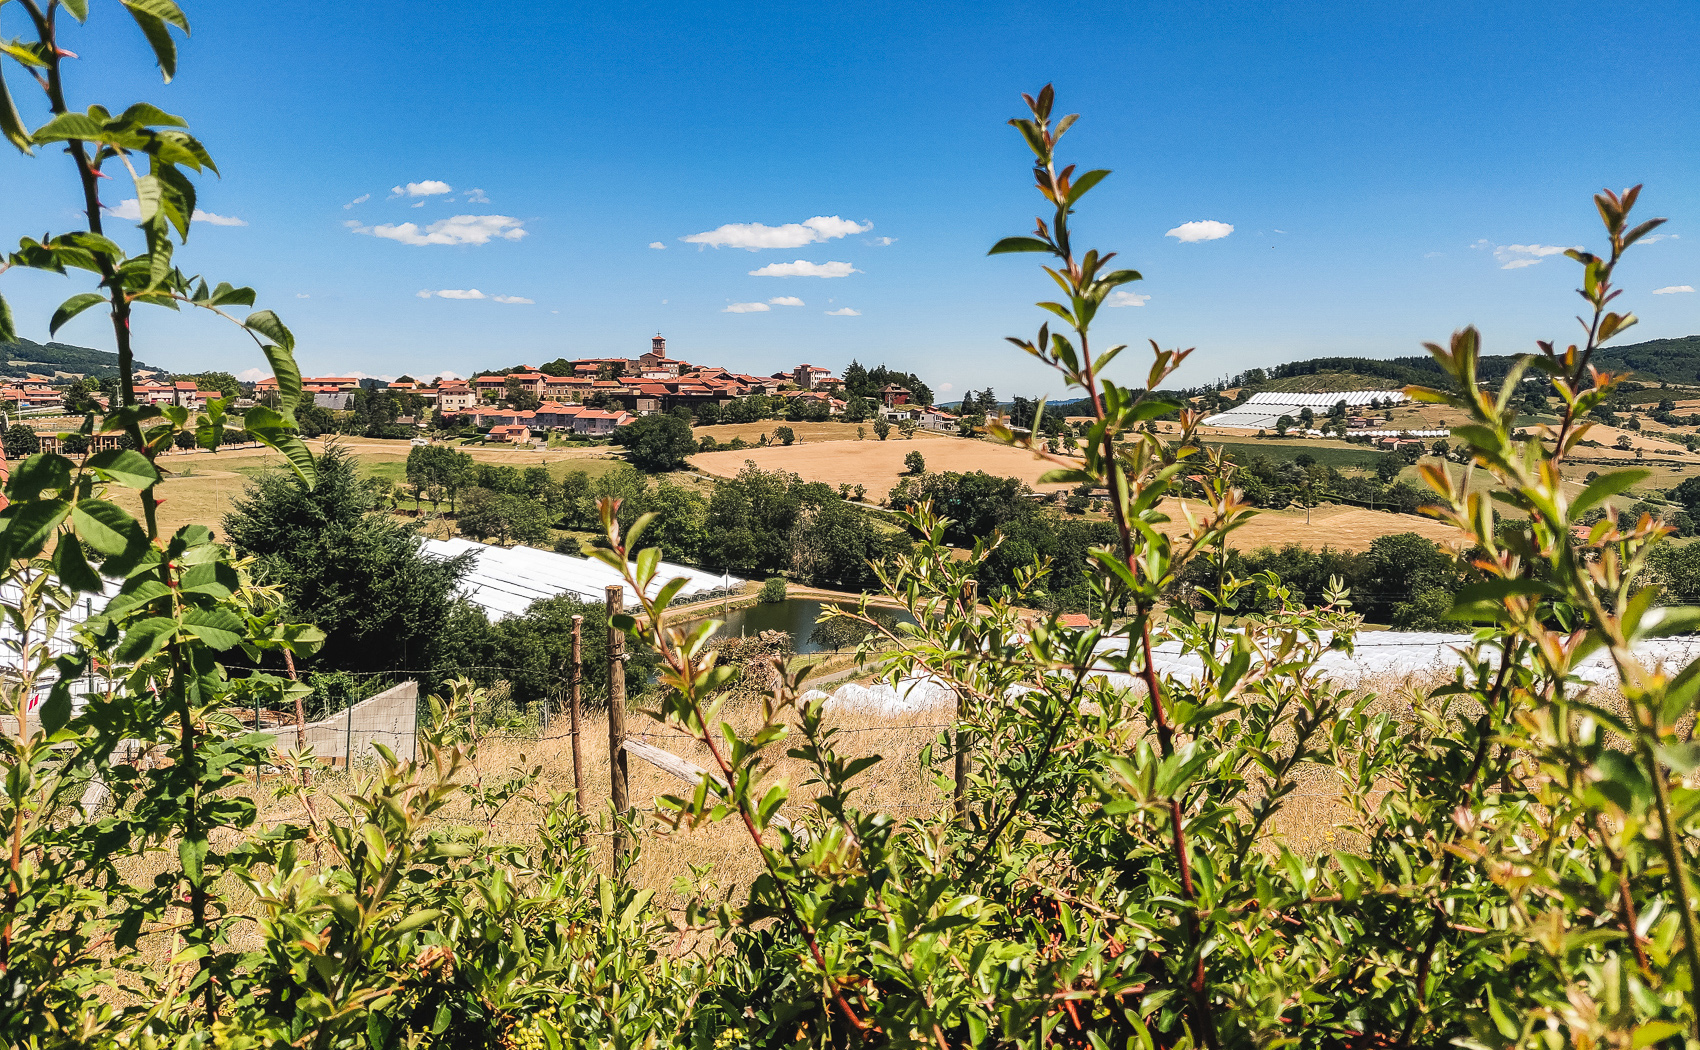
758, 576, 787, 603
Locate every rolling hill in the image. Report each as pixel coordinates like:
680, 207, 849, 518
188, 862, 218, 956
1243, 334, 1700, 391
0, 337, 157, 379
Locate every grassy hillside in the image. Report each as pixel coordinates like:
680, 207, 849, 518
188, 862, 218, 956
1257, 371, 1418, 393
0, 337, 157, 378
1248, 334, 1700, 391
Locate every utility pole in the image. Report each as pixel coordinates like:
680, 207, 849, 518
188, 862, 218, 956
606, 586, 629, 870
569, 613, 586, 816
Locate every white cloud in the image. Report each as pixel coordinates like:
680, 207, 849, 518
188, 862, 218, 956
749, 260, 858, 278
825, 307, 860, 316
492, 294, 534, 304
105, 199, 247, 226
344, 193, 370, 210
424, 289, 486, 299
868, 236, 896, 246
1490, 243, 1581, 269
411, 200, 426, 208
296, 293, 310, 299
1424, 251, 1444, 258
1166, 220, 1234, 243
938, 382, 953, 392
349, 214, 527, 246
1654, 285, 1695, 294
723, 302, 771, 313
235, 367, 267, 382
391, 180, 452, 198
1643, 233, 1678, 244
683, 215, 872, 250
464, 188, 490, 204
767, 296, 804, 306
1107, 290, 1150, 307
648, 241, 666, 250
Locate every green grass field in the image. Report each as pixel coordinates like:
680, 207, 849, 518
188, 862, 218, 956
1204, 440, 1386, 470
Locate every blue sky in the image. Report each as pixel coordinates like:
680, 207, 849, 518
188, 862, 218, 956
3, 1, 1697, 399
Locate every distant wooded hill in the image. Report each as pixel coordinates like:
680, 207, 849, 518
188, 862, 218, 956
1236, 334, 1700, 391
0, 337, 156, 379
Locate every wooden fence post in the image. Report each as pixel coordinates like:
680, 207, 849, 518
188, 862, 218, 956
954, 578, 976, 826
569, 613, 586, 816
606, 586, 629, 869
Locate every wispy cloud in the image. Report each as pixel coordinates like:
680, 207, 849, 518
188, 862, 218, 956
464, 188, 490, 204
1653, 285, 1695, 294
648, 241, 666, 250
1643, 233, 1679, 244
343, 193, 370, 210
683, 215, 871, 250
106, 198, 247, 226
767, 296, 804, 306
723, 302, 771, 313
1166, 220, 1234, 243
825, 307, 860, 316
349, 214, 526, 246
235, 367, 268, 382
492, 294, 534, 304
390, 180, 452, 198
419, 289, 486, 299
938, 383, 953, 392
296, 293, 310, 299
1107, 290, 1149, 307
867, 236, 896, 246
749, 260, 857, 278
1424, 251, 1445, 258
1478, 241, 1581, 269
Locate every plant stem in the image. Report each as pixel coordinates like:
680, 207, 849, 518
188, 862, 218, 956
1640, 731, 1700, 1038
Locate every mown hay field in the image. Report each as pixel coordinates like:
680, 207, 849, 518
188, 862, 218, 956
692, 435, 1079, 493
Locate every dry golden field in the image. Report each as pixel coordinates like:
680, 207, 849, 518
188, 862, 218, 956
107, 438, 633, 536
692, 435, 1080, 493
1162, 502, 1463, 549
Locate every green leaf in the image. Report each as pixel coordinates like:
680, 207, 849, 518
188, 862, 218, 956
1636, 605, 1700, 640
390, 908, 441, 935
49, 292, 107, 336
178, 835, 207, 886
7, 454, 73, 502
122, 0, 190, 32
4, 499, 71, 559
53, 533, 102, 593
1571, 468, 1650, 519
1632, 1021, 1684, 1049
0, 292, 13, 343
60, 0, 90, 21
71, 499, 144, 556
119, 102, 188, 129
123, 7, 178, 83
87, 449, 162, 489
0, 63, 31, 154
28, 111, 106, 144
195, 398, 227, 451
182, 607, 245, 650
1064, 168, 1111, 206
115, 615, 178, 663
245, 310, 296, 355
988, 236, 1052, 255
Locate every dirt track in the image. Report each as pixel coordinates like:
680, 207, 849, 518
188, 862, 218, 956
692, 436, 1078, 495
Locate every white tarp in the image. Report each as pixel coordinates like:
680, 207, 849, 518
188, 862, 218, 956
1203, 390, 1410, 430
423, 537, 743, 620
806, 630, 1700, 716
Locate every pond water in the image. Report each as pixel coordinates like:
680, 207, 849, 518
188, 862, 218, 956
699, 598, 911, 654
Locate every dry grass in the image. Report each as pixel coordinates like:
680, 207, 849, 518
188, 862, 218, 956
692, 435, 1080, 493
99, 438, 637, 536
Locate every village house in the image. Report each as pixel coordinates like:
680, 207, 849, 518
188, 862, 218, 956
485, 424, 531, 444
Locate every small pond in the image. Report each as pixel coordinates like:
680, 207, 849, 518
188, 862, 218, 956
697, 598, 912, 655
